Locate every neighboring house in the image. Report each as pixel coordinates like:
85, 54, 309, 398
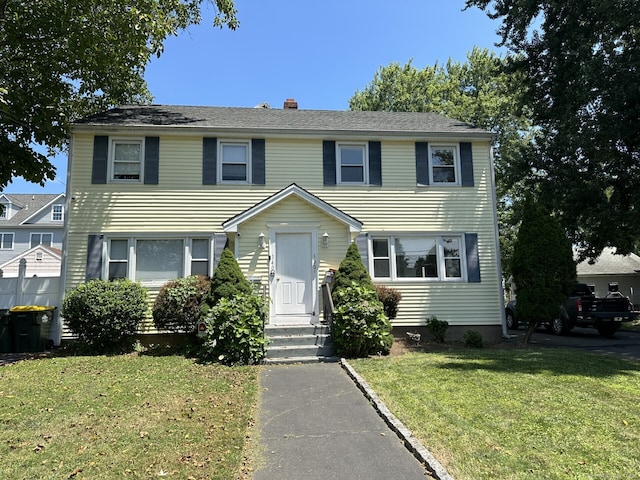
63, 101, 504, 341
0, 193, 65, 277
577, 247, 640, 306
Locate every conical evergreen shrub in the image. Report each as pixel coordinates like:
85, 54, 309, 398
331, 242, 375, 293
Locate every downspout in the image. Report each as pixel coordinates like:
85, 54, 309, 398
489, 143, 508, 338
56, 134, 74, 346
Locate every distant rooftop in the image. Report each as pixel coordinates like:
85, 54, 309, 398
73, 104, 492, 138
577, 247, 640, 276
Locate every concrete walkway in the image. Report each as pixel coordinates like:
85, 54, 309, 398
253, 362, 443, 480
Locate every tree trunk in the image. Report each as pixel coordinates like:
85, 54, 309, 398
523, 322, 537, 344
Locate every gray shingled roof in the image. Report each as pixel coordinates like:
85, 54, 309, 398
0, 194, 63, 226
577, 247, 640, 276
73, 104, 492, 138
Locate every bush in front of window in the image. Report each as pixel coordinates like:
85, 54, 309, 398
62, 279, 148, 353
152, 275, 210, 334
425, 316, 449, 343
374, 285, 402, 320
201, 248, 252, 317
331, 242, 375, 293
332, 283, 393, 358
198, 293, 267, 366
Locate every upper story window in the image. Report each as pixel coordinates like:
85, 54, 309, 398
51, 204, 64, 221
430, 145, 459, 185
0, 233, 14, 250
110, 138, 144, 182
219, 140, 250, 183
0, 203, 8, 220
31, 233, 53, 248
371, 234, 464, 281
337, 143, 368, 184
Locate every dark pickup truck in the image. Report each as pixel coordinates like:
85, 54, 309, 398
505, 283, 638, 337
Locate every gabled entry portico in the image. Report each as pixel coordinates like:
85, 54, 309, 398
222, 183, 362, 326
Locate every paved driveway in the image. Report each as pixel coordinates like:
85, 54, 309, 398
510, 326, 640, 361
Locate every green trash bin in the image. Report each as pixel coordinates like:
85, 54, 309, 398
0, 309, 12, 353
9, 306, 55, 353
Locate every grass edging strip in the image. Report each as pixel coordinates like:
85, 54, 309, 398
340, 358, 454, 480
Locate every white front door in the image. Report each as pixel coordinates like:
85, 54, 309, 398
272, 232, 316, 324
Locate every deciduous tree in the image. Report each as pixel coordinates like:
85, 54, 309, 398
0, 0, 237, 190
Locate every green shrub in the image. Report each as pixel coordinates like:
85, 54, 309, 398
152, 275, 209, 334
332, 242, 375, 293
464, 330, 485, 348
62, 279, 148, 353
332, 283, 393, 358
202, 248, 252, 317
199, 293, 267, 366
375, 285, 402, 320
426, 315, 449, 343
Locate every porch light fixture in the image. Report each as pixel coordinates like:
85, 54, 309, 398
258, 232, 267, 249
322, 232, 330, 248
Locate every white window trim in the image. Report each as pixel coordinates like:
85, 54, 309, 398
218, 139, 251, 184
51, 204, 64, 222
368, 233, 467, 282
30, 232, 54, 247
108, 137, 145, 183
429, 144, 461, 186
0, 232, 14, 250
104, 234, 214, 286
336, 142, 369, 185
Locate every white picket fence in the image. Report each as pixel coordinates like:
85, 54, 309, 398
0, 259, 62, 346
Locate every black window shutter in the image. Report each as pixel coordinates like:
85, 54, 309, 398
203, 138, 217, 185
252, 138, 265, 185
465, 233, 481, 283
368, 141, 382, 186
144, 137, 160, 185
460, 142, 474, 187
415, 142, 429, 185
212, 233, 229, 270
92, 136, 109, 184
323, 141, 336, 186
355, 234, 369, 272
85, 234, 103, 281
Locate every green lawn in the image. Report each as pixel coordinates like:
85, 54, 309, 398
0, 354, 259, 480
351, 347, 640, 480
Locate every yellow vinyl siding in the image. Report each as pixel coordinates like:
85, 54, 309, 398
66, 133, 501, 328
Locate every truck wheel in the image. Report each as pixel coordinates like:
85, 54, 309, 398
506, 311, 519, 330
550, 316, 570, 336
596, 323, 620, 337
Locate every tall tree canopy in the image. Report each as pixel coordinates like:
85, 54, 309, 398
0, 0, 238, 190
350, 47, 535, 274
466, 0, 640, 259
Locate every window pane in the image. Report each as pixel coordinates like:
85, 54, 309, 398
433, 167, 455, 183
431, 147, 455, 166
113, 162, 140, 179
445, 259, 462, 278
114, 143, 141, 162
372, 239, 388, 257
340, 146, 364, 166
136, 240, 183, 282
1, 234, 13, 249
30, 235, 39, 248
109, 262, 127, 280
191, 261, 209, 276
110, 240, 128, 261
395, 237, 438, 278
222, 144, 247, 164
42, 234, 52, 246
341, 166, 364, 182
222, 163, 247, 181
443, 237, 462, 278
192, 239, 209, 259
373, 259, 390, 277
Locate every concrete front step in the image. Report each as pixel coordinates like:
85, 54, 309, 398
264, 324, 335, 363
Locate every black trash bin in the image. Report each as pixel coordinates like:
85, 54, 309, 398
0, 309, 12, 353
9, 306, 55, 353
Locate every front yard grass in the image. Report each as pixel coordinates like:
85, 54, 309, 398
0, 354, 259, 480
351, 347, 640, 480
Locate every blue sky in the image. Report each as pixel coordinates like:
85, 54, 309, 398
4, 0, 503, 195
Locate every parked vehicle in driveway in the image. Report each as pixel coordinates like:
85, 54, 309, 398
505, 284, 638, 337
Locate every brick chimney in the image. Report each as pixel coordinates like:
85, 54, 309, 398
283, 98, 298, 109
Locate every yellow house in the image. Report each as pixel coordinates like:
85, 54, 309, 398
62, 101, 504, 343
